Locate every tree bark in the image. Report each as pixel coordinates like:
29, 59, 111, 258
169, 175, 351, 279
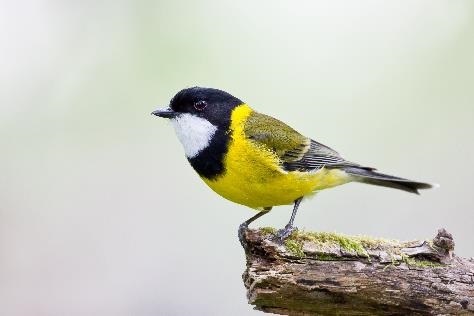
241, 228, 474, 315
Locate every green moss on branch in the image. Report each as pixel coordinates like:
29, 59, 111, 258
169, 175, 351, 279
259, 227, 447, 268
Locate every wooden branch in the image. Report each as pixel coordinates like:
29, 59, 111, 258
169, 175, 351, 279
241, 228, 474, 315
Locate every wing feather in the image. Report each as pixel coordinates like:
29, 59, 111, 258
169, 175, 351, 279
244, 112, 359, 172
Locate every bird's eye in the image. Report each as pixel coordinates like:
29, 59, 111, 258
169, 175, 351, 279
194, 100, 207, 111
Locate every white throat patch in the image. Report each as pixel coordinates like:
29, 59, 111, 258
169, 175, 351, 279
170, 114, 218, 158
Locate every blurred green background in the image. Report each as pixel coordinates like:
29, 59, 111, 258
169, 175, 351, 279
1, 0, 473, 315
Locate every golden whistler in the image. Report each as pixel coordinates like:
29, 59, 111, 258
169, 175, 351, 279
152, 87, 434, 240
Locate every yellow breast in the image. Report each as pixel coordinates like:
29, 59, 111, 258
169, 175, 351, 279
202, 105, 350, 209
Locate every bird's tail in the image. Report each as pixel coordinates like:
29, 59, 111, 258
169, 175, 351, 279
343, 166, 436, 194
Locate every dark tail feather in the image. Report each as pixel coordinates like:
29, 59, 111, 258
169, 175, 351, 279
343, 166, 435, 194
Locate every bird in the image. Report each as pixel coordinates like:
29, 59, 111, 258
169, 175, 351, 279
152, 87, 435, 241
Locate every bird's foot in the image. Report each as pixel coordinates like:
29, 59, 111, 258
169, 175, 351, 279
276, 225, 298, 243
238, 210, 271, 250
238, 222, 249, 249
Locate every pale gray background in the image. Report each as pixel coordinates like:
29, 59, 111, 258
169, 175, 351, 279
1, 1, 473, 315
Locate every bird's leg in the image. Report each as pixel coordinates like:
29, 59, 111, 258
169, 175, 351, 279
276, 197, 303, 241
238, 209, 271, 249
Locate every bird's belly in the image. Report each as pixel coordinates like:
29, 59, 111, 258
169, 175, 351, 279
201, 139, 350, 209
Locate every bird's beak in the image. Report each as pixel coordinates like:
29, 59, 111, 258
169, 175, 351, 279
151, 107, 178, 119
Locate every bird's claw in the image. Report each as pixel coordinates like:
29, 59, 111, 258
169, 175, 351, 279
238, 222, 249, 248
276, 225, 298, 243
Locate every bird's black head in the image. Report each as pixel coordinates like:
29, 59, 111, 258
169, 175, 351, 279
152, 87, 243, 127
151, 87, 244, 179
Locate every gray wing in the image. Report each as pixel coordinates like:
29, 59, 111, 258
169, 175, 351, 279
282, 139, 361, 172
